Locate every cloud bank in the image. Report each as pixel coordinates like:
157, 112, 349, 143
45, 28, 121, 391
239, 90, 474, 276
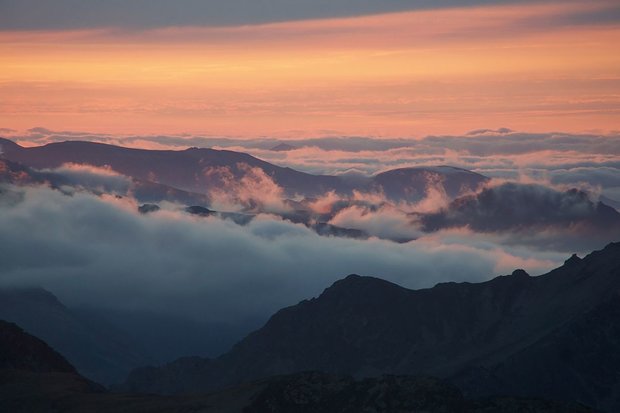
0, 0, 570, 31
0, 183, 569, 328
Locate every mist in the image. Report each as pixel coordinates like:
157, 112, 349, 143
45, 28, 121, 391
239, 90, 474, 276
0, 183, 568, 328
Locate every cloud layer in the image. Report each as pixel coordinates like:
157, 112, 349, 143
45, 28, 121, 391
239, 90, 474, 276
0, 183, 569, 328
0, 0, 568, 31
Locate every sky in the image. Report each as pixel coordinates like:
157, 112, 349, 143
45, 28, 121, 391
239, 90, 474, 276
1, 0, 620, 137
1, 0, 620, 364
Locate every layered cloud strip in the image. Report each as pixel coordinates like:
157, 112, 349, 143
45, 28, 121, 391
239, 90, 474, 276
1, 1, 620, 136
0, 0, 555, 30
6, 128, 620, 202
0, 183, 565, 326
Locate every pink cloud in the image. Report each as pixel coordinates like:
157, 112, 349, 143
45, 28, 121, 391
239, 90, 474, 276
203, 163, 291, 214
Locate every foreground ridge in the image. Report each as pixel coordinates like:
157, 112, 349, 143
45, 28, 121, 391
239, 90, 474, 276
121, 242, 620, 412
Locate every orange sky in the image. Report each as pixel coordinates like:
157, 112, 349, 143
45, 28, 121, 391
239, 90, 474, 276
1, 1, 620, 138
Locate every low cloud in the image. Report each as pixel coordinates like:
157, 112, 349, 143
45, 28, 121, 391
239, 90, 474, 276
0, 183, 570, 328
329, 204, 421, 242
41, 163, 132, 195
4, 0, 603, 31
3, 132, 618, 252
203, 163, 291, 214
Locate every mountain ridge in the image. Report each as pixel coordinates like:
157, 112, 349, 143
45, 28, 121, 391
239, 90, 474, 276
120, 242, 620, 412
0, 320, 595, 412
0, 287, 152, 385
0, 137, 488, 201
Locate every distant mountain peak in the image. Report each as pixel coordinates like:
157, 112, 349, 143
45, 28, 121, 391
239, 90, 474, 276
510, 269, 530, 278
185, 205, 215, 216
0, 286, 66, 310
0, 320, 76, 373
585, 241, 620, 262
138, 203, 160, 214
564, 253, 582, 266
0, 137, 22, 155
270, 143, 297, 152
322, 274, 402, 297
375, 165, 488, 178
602, 241, 620, 252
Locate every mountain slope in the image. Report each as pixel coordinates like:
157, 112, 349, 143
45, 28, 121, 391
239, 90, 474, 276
121, 242, 620, 411
453, 291, 620, 412
0, 320, 76, 373
0, 138, 488, 202
0, 287, 151, 385
0, 322, 593, 413
0, 320, 106, 412
0, 138, 344, 197
243, 372, 594, 413
373, 165, 488, 201
0, 157, 210, 205
2, 142, 615, 246
422, 183, 620, 236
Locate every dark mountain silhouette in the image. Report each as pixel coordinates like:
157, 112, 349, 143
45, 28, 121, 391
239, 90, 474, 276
600, 195, 620, 212
452, 295, 620, 413
373, 165, 488, 202
0, 321, 596, 412
181, 203, 368, 239
243, 372, 594, 413
422, 183, 620, 233
270, 142, 297, 152
138, 203, 161, 214
121, 242, 620, 412
0, 319, 106, 412
185, 205, 216, 216
0, 287, 259, 386
0, 287, 151, 385
0, 320, 76, 373
310, 222, 368, 239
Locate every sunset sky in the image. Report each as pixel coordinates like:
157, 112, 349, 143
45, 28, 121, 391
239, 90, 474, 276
1, 0, 620, 138
2, 4, 620, 399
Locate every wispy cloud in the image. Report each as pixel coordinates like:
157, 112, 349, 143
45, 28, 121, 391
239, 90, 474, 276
5, 0, 609, 31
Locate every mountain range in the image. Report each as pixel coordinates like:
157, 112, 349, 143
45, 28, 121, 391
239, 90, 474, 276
120, 242, 620, 412
0, 287, 150, 385
2, 137, 619, 246
0, 202, 617, 409
0, 319, 596, 412
2, 136, 620, 411
0, 137, 488, 202
0, 287, 260, 386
